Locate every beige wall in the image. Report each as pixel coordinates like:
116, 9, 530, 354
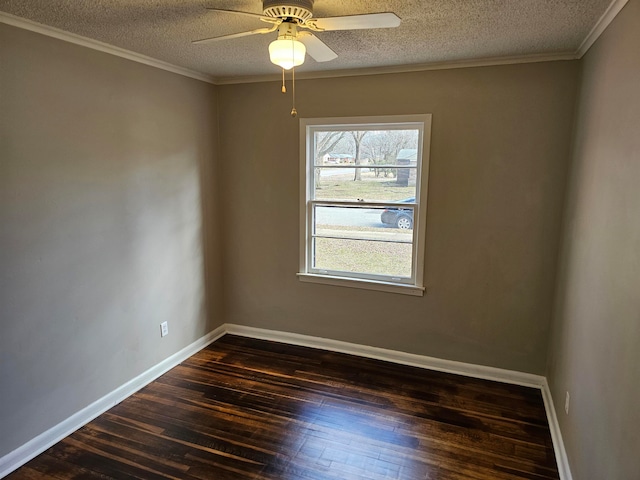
8, 4, 636, 471
218, 61, 579, 374
548, 0, 640, 478
0, 24, 221, 457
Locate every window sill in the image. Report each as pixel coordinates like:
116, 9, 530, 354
297, 273, 425, 296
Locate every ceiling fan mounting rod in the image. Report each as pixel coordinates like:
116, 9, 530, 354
262, 0, 314, 23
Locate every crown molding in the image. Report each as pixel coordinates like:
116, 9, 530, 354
213, 52, 578, 85
0, 12, 216, 85
1, 0, 628, 86
577, 0, 629, 57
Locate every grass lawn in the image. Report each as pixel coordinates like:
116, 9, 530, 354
314, 237, 412, 278
315, 171, 414, 201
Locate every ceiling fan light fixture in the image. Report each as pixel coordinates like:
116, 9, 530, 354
269, 38, 306, 70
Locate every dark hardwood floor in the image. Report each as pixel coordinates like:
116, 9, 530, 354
7, 335, 559, 479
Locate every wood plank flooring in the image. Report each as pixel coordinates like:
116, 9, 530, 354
7, 335, 559, 479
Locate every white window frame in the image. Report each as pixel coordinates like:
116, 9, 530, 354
298, 114, 432, 296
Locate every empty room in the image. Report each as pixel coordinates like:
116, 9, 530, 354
1, 1, 638, 479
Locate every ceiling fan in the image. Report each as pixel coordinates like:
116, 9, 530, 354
193, 0, 402, 70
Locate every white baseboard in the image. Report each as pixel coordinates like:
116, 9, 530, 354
0, 324, 226, 479
224, 324, 545, 388
541, 379, 574, 480
224, 324, 573, 480
1, 323, 572, 480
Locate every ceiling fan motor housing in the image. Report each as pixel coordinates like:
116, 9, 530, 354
262, 0, 314, 22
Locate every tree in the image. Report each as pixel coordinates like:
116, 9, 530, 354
314, 131, 346, 186
315, 131, 346, 160
349, 131, 368, 181
361, 130, 419, 178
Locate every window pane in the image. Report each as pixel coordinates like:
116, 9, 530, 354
312, 129, 420, 202
313, 129, 419, 166
313, 237, 412, 278
313, 205, 414, 279
314, 167, 417, 202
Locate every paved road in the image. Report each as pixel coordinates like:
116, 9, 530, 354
315, 206, 383, 228
319, 168, 356, 178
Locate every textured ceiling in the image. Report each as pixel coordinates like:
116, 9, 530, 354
0, 0, 615, 81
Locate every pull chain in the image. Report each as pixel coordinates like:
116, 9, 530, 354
290, 66, 297, 117
281, 68, 286, 93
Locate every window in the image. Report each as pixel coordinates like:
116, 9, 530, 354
298, 115, 432, 296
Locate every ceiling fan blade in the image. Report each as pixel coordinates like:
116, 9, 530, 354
205, 8, 279, 24
192, 26, 276, 45
298, 33, 338, 62
311, 13, 401, 31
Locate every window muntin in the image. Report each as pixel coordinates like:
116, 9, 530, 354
300, 115, 431, 293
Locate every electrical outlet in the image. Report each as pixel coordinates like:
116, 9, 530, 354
565, 391, 570, 414
160, 321, 169, 337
